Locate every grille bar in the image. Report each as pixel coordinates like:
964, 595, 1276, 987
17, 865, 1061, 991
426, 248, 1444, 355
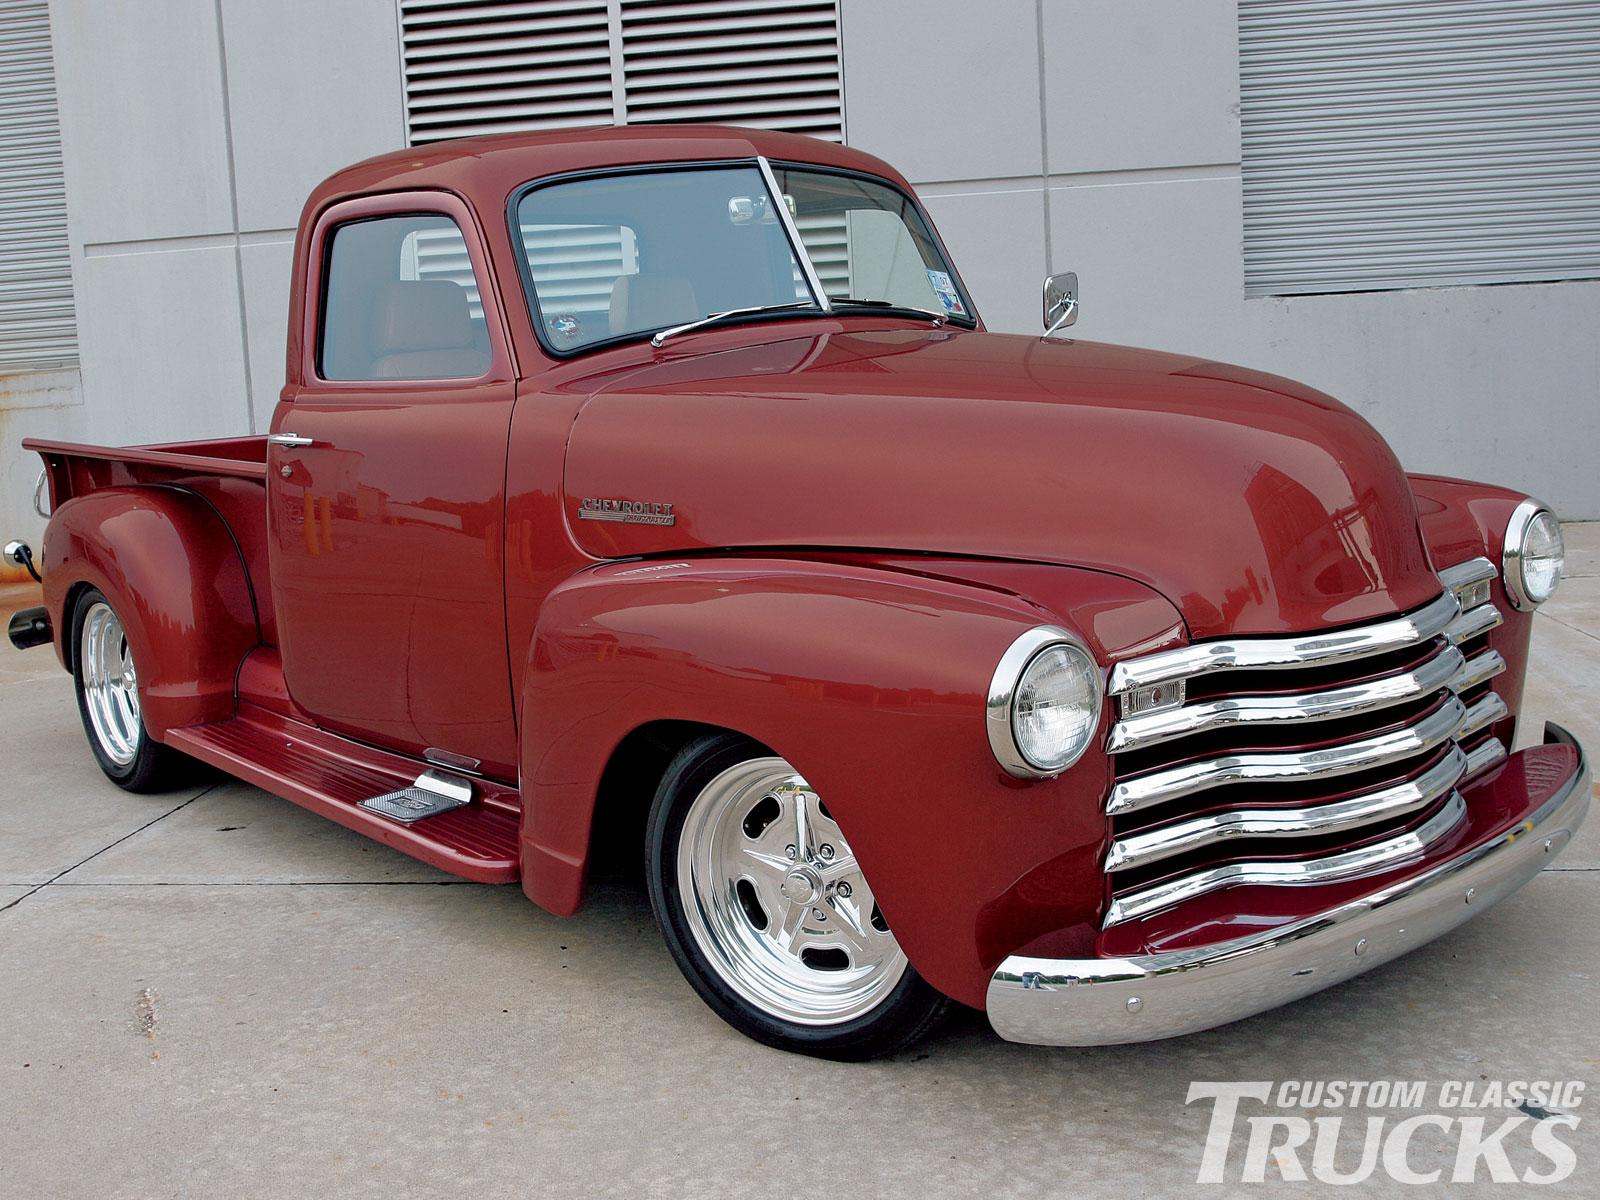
1106, 589, 1459, 695
1105, 793, 1469, 927
1106, 746, 1467, 873
1455, 648, 1506, 692
1459, 691, 1509, 741
1106, 694, 1467, 815
1108, 641, 1465, 753
1447, 603, 1503, 644
1102, 564, 1509, 930
1464, 737, 1509, 775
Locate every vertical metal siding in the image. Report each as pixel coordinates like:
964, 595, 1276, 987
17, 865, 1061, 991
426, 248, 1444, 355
0, 0, 76, 372
1239, 0, 1600, 295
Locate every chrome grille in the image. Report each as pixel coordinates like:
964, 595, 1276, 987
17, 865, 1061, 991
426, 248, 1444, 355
1103, 557, 1508, 929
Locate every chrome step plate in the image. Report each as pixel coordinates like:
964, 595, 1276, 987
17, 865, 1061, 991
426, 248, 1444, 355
359, 773, 474, 824
359, 786, 470, 823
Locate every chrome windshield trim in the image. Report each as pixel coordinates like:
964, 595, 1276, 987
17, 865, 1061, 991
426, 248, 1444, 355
1458, 691, 1509, 741
1103, 793, 1468, 927
1107, 591, 1458, 696
1445, 603, 1502, 645
757, 155, 832, 316
1106, 695, 1467, 815
1105, 747, 1468, 874
1463, 737, 1509, 776
1108, 643, 1466, 754
1438, 557, 1496, 593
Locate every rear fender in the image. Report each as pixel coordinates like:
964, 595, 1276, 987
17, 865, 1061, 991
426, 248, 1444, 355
41, 486, 261, 737
518, 554, 1185, 1007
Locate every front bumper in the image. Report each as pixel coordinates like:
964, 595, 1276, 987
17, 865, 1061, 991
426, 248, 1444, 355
986, 722, 1590, 1046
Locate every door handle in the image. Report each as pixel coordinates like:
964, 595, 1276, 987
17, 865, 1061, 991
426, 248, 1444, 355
267, 432, 315, 447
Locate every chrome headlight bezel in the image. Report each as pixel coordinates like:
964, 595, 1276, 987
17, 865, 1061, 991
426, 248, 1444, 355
986, 625, 1103, 779
1503, 499, 1564, 612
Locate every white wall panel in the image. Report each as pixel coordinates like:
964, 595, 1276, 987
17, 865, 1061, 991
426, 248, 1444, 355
239, 237, 295, 432
917, 184, 1047, 337
840, 0, 1043, 183
73, 245, 250, 445
222, 0, 405, 233
1047, 174, 1247, 359
1241, 283, 1600, 517
48, 0, 233, 244
1041, 0, 1240, 174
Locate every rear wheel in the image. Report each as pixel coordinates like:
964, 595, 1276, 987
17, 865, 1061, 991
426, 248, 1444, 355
646, 732, 950, 1059
72, 588, 194, 792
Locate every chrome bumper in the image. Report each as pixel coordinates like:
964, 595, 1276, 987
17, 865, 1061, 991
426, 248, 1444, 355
986, 722, 1590, 1047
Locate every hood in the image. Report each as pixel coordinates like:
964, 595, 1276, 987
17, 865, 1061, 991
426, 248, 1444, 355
559, 327, 1438, 639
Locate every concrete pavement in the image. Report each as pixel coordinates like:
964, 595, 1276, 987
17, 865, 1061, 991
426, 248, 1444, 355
2, 529, 1598, 1199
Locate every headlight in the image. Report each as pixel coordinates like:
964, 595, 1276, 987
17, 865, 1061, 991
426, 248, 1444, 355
987, 626, 1102, 778
1503, 500, 1564, 611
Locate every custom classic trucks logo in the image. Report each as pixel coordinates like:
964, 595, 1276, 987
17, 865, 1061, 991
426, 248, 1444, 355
578, 497, 676, 526
1189, 1080, 1584, 1184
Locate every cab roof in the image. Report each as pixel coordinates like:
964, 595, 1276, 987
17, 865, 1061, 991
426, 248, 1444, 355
303, 124, 911, 222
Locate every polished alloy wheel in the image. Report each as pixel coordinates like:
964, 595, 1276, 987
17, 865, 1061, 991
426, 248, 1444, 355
78, 599, 141, 767
676, 756, 909, 1025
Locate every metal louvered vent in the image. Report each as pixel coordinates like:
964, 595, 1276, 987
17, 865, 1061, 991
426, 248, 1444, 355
401, 1, 616, 142
619, 0, 842, 139
400, 0, 841, 145
0, 0, 77, 373
1239, 0, 1600, 296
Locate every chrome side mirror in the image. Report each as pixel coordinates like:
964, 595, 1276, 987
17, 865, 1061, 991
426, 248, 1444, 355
1043, 272, 1078, 336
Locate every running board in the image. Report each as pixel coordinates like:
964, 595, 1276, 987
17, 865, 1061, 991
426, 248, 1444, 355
164, 704, 519, 883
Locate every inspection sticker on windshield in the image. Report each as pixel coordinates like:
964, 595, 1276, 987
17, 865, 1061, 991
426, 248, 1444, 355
927, 270, 966, 316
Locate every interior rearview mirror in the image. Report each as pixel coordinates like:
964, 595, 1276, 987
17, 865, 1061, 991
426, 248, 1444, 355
1043, 272, 1078, 335
728, 194, 797, 226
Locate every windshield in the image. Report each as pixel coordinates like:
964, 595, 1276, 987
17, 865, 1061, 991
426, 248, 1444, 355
514, 161, 973, 353
771, 165, 972, 321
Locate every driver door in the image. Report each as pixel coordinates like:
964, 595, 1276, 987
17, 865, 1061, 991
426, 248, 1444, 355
267, 193, 520, 778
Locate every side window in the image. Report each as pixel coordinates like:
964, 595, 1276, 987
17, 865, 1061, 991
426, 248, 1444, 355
319, 213, 492, 381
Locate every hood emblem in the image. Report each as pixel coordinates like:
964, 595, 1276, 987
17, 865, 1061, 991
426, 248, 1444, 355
579, 497, 676, 527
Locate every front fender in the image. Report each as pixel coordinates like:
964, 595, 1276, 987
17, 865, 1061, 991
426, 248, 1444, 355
1409, 472, 1537, 748
518, 554, 1184, 1008
41, 486, 260, 738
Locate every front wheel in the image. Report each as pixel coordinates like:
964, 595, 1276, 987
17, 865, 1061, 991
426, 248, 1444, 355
71, 588, 195, 793
646, 732, 951, 1059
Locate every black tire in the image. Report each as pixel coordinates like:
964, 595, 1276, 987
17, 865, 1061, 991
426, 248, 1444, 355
70, 587, 197, 793
646, 731, 951, 1060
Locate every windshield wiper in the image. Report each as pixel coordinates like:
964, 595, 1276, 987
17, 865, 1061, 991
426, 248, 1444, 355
650, 301, 821, 347
829, 297, 969, 326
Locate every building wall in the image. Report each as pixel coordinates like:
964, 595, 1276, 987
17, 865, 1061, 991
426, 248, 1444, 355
842, 0, 1600, 518
5, 0, 1595, 552
2, 0, 403, 550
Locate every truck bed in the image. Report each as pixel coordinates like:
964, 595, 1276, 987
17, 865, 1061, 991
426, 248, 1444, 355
23, 435, 268, 493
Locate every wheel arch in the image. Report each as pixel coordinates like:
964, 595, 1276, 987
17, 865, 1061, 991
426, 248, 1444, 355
517, 553, 1183, 1008
584, 718, 757, 886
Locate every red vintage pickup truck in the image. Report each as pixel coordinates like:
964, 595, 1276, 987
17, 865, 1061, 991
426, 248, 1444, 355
6, 126, 1588, 1059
